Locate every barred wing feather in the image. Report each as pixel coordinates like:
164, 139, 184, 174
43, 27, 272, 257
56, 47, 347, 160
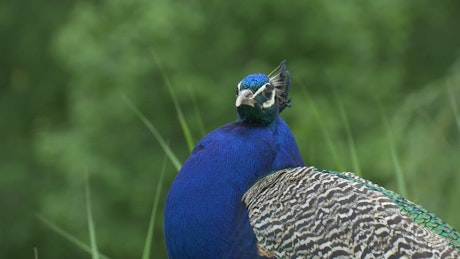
243, 166, 460, 258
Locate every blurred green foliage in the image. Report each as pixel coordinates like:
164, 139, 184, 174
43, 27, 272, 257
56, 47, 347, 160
2, 0, 460, 258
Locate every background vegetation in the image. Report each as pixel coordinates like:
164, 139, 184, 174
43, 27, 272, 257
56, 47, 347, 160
2, 0, 460, 258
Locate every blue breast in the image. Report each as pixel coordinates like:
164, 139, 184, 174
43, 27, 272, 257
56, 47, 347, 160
164, 117, 304, 258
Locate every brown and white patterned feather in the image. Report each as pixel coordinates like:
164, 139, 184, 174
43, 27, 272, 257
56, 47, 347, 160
243, 166, 459, 258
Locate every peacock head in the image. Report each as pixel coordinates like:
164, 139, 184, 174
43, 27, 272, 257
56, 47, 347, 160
236, 60, 291, 125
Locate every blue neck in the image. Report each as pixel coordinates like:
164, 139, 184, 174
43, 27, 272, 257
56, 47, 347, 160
164, 117, 304, 258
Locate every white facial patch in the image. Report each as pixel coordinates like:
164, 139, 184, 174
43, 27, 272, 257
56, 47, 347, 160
262, 90, 276, 108
251, 83, 276, 108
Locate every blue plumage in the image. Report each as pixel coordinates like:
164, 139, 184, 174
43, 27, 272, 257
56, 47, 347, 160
239, 74, 270, 92
164, 61, 303, 258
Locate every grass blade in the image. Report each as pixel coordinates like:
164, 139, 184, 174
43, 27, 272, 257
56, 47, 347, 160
142, 155, 168, 259
151, 52, 195, 152
297, 79, 344, 171
334, 91, 362, 176
447, 82, 460, 131
122, 94, 182, 171
378, 103, 408, 198
187, 83, 206, 137
85, 168, 99, 259
308, 96, 344, 171
36, 214, 110, 259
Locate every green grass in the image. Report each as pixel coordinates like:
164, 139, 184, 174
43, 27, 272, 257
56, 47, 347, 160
142, 155, 168, 259
85, 168, 100, 259
448, 82, 460, 131
36, 214, 109, 259
122, 94, 182, 171
297, 79, 345, 171
37, 209, 110, 259
333, 89, 362, 177
187, 83, 207, 137
35, 168, 107, 259
378, 101, 408, 198
152, 51, 196, 152
37, 104, 175, 259
36, 169, 107, 259
297, 78, 409, 196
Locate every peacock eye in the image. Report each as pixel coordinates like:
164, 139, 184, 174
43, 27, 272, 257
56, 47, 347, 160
265, 82, 274, 91
263, 83, 274, 99
236, 82, 241, 96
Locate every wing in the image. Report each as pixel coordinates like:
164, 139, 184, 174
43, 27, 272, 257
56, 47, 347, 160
316, 168, 460, 249
242, 166, 460, 258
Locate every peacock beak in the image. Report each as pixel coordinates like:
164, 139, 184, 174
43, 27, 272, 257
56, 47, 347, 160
236, 89, 258, 107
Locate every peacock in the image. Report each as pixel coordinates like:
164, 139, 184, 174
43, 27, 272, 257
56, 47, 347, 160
164, 61, 460, 258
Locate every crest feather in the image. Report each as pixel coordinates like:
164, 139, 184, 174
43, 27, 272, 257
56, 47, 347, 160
268, 60, 291, 112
